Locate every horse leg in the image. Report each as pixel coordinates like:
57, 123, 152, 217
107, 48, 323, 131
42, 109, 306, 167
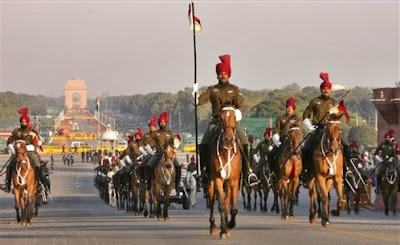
153, 184, 161, 220
331, 175, 345, 217
27, 189, 36, 225
208, 179, 218, 236
258, 187, 263, 212
253, 188, 257, 211
263, 186, 269, 214
14, 189, 21, 223
20, 189, 27, 226
215, 179, 227, 239
241, 184, 246, 210
391, 188, 397, 216
273, 184, 280, 214
224, 182, 232, 237
280, 180, 288, 220
308, 177, 317, 224
228, 179, 239, 231
246, 187, 252, 211
162, 185, 173, 221
315, 175, 330, 227
289, 177, 300, 218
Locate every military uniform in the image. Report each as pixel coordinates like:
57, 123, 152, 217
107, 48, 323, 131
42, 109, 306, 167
252, 139, 273, 175
375, 140, 397, 190
275, 113, 301, 141
198, 82, 249, 178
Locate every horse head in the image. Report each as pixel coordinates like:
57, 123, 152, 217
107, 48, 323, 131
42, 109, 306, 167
287, 126, 302, 155
219, 101, 237, 147
163, 140, 176, 169
14, 140, 29, 166
325, 113, 343, 154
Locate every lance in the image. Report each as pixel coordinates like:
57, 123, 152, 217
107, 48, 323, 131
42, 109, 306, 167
281, 90, 350, 166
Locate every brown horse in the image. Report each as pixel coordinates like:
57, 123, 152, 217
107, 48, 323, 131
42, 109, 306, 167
152, 141, 177, 221
344, 157, 368, 214
13, 140, 38, 226
380, 158, 399, 216
208, 104, 242, 239
278, 126, 303, 220
308, 113, 345, 227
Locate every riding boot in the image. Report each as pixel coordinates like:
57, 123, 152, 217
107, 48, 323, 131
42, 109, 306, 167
199, 144, 209, 180
0, 166, 12, 193
35, 166, 46, 191
175, 163, 181, 189
375, 174, 381, 194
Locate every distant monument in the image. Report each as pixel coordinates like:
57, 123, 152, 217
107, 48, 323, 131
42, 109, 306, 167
371, 87, 400, 143
65, 78, 87, 112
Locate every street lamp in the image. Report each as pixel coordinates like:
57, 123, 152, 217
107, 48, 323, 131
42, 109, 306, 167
178, 112, 181, 132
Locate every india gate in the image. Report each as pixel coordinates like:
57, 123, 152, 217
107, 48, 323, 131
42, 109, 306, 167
64, 78, 87, 112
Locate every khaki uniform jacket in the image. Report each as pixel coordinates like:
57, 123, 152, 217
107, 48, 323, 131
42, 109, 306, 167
275, 113, 301, 139
198, 82, 243, 116
143, 131, 158, 148
303, 96, 336, 126
7, 127, 35, 146
254, 139, 273, 161
375, 142, 396, 160
155, 129, 175, 149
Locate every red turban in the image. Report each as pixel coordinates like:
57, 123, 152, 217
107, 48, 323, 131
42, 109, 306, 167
149, 115, 157, 128
388, 129, 395, 138
158, 111, 169, 125
18, 108, 30, 123
286, 97, 296, 110
319, 72, 332, 89
190, 155, 195, 162
216, 54, 231, 76
248, 135, 254, 144
350, 140, 358, 149
264, 127, 272, 137
134, 128, 143, 138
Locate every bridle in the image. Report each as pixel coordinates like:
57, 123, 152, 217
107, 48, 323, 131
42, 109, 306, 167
161, 143, 175, 185
320, 120, 342, 176
14, 140, 32, 186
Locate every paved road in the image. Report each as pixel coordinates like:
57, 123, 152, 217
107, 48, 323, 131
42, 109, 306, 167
0, 155, 399, 245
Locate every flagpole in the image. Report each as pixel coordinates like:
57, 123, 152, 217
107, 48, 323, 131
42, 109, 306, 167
191, 0, 200, 176
97, 91, 100, 149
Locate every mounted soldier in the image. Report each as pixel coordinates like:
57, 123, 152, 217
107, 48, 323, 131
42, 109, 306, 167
301, 72, 349, 180
374, 130, 397, 194
0, 108, 46, 193
194, 54, 256, 186
143, 111, 181, 188
119, 128, 144, 168
252, 127, 273, 175
349, 140, 360, 159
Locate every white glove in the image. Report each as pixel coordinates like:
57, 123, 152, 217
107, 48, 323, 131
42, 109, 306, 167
253, 154, 260, 163
38, 141, 43, 146
303, 118, 316, 132
192, 83, 199, 94
272, 133, 281, 147
374, 155, 383, 163
26, 144, 35, 152
138, 146, 148, 156
235, 109, 242, 121
8, 144, 15, 154
119, 160, 126, 168
124, 155, 132, 164
144, 144, 155, 155
268, 145, 273, 152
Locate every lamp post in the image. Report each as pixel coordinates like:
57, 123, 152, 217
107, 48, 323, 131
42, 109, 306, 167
178, 112, 181, 132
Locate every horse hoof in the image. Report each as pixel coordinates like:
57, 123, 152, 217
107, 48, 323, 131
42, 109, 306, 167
164, 216, 169, 221
276, 209, 280, 214
322, 220, 330, 227
393, 212, 397, 217
331, 209, 340, 217
210, 227, 218, 236
228, 220, 236, 229
264, 210, 269, 214
309, 216, 317, 224
253, 207, 257, 212
355, 210, 360, 215
21, 222, 26, 227
220, 233, 228, 240
226, 230, 231, 238
289, 215, 294, 220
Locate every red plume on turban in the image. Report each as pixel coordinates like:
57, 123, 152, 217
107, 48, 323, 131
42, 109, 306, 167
350, 140, 358, 149
18, 108, 30, 123
319, 72, 332, 89
134, 128, 143, 138
286, 97, 296, 110
264, 127, 272, 137
158, 111, 169, 126
149, 115, 157, 128
248, 135, 254, 144
216, 54, 231, 76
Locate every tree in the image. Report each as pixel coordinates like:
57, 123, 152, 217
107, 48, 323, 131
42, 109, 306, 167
347, 125, 376, 147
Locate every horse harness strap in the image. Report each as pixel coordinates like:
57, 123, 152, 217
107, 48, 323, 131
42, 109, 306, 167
320, 129, 339, 176
385, 168, 398, 185
216, 133, 237, 180
160, 153, 173, 185
16, 155, 32, 186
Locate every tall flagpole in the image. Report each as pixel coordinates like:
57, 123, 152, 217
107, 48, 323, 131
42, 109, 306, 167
191, 0, 200, 175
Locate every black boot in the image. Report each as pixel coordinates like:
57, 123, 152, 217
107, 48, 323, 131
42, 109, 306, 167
0, 166, 12, 193
199, 144, 209, 181
175, 164, 181, 189
375, 175, 381, 194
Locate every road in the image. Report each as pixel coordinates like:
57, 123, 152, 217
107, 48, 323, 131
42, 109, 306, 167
0, 155, 399, 245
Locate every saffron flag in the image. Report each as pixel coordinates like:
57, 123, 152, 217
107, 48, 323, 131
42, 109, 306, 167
188, 3, 202, 32
338, 99, 350, 123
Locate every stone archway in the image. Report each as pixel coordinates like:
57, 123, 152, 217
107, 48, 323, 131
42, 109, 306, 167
65, 78, 87, 112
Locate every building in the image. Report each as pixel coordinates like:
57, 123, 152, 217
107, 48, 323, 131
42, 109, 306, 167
65, 78, 87, 112
371, 87, 400, 143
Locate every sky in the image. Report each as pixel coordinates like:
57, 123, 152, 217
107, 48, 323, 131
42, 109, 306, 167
1, 0, 399, 98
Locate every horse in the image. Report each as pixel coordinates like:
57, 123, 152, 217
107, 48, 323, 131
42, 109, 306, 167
344, 157, 368, 214
12, 140, 38, 226
208, 103, 242, 239
152, 141, 177, 221
307, 113, 345, 227
380, 157, 399, 216
241, 158, 262, 212
258, 158, 279, 214
128, 162, 141, 215
277, 126, 303, 220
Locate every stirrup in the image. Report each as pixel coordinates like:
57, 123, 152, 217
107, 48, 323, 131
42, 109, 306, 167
248, 173, 260, 187
0, 184, 10, 193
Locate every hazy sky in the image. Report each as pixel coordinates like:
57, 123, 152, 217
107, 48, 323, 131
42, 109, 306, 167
1, 0, 399, 98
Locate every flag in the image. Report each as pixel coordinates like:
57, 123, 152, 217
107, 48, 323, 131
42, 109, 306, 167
338, 99, 350, 123
188, 3, 202, 32
95, 96, 100, 113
